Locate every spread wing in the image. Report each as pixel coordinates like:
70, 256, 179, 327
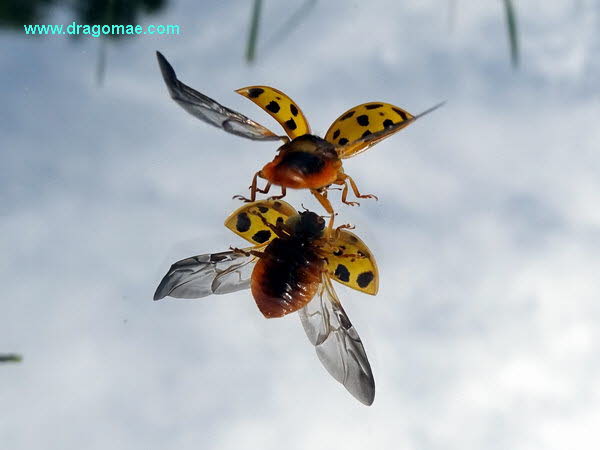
327, 101, 445, 159
326, 229, 379, 295
236, 85, 311, 139
156, 51, 285, 142
154, 250, 257, 300
298, 273, 375, 405
224, 199, 297, 245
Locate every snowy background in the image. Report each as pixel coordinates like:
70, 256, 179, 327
2, 1, 600, 449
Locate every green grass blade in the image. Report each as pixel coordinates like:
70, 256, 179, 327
246, 0, 263, 63
503, 0, 519, 68
0, 354, 22, 363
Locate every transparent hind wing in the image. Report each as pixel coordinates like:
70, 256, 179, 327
156, 51, 284, 142
154, 250, 257, 300
298, 274, 375, 405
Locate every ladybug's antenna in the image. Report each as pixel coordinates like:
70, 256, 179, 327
300, 203, 309, 212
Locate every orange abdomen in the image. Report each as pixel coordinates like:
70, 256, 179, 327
251, 238, 324, 318
261, 151, 341, 190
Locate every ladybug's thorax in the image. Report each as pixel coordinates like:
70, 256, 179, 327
261, 135, 341, 190
285, 211, 326, 241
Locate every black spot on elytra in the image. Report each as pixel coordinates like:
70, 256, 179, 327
362, 130, 372, 138
365, 104, 383, 109
340, 110, 355, 121
273, 201, 282, 208
333, 129, 340, 139
356, 271, 374, 288
252, 229, 272, 243
290, 104, 299, 116
338, 138, 349, 145
335, 264, 350, 282
258, 206, 269, 213
285, 118, 297, 130
357, 115, 369, 126
266, 101, 280, 113
276, 96, 281, 100
236, 213, 251, 232
383, 119, 394, 128
248, 88, 264, 98
276, 216, 284, 224
393, 108, 408, 121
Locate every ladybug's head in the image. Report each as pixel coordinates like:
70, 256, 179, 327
287, 210, 326, 240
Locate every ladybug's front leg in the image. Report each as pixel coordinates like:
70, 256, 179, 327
333, 223, 355, 239
250, 210, 290, 239
233, 171, 271, 202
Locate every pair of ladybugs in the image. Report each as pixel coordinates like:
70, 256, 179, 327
153, 51, 442, 405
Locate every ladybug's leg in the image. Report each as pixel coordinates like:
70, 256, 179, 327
311, 188, 334, 215
346, 175, 378, 201
314, 190, 337, 234
330, 222, 355, 241
256, 182, 272, 194
267, 185, 287, 201
229, 246, 264, 258
233, 171, 269, 202
340, 181, 360, 207
335, 223, 355, 233
250, 211, 290, 239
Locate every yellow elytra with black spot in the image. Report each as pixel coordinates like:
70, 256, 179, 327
327, 230, 379, 295
230, 90, 438, 213
236, 86, 311, 140
224, 199, 297, 246
324, 102, 414, 158
224, 200, 379, 296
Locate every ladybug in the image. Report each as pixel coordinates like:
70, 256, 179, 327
156, 51, 443, 213
154, 199, 379, 405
